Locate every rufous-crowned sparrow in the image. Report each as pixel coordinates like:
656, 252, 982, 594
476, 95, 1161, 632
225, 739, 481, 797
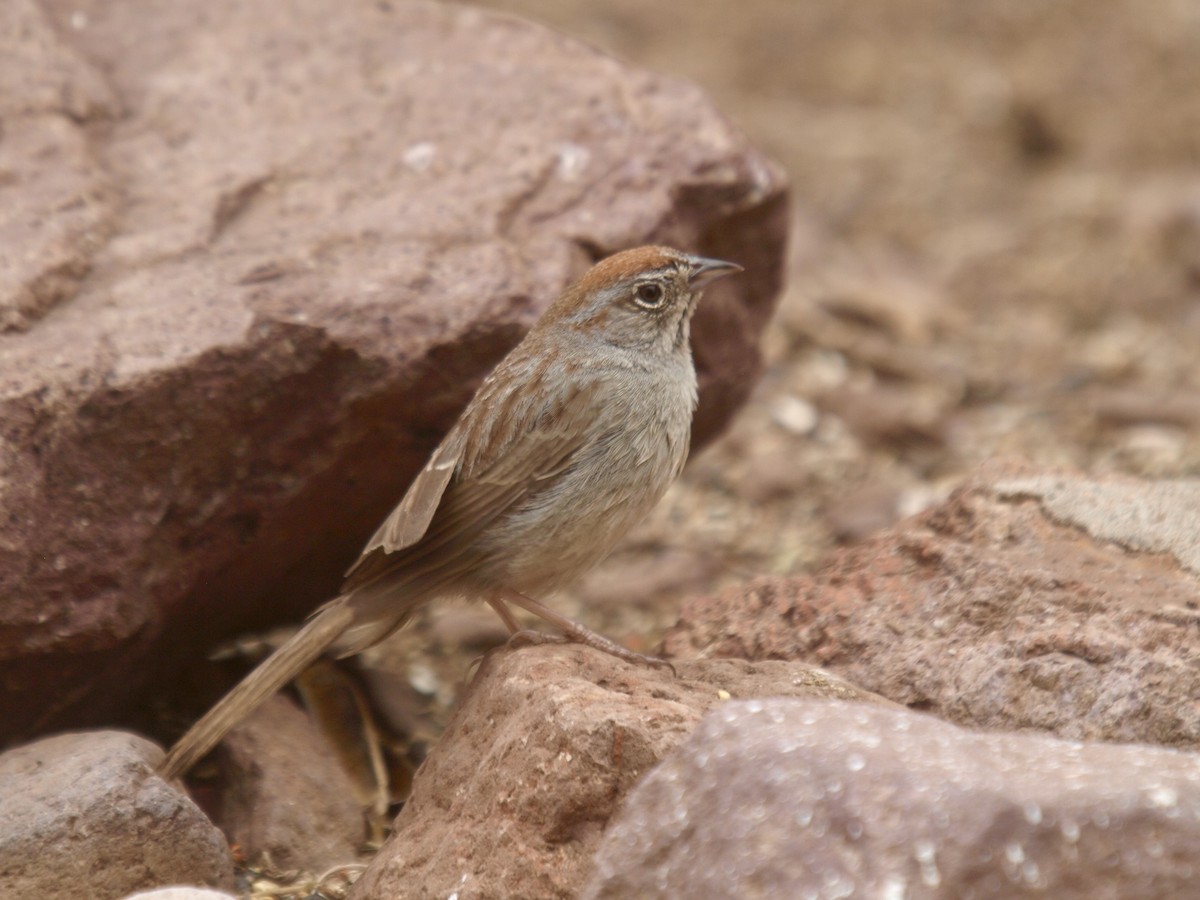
159, 245, 741, 779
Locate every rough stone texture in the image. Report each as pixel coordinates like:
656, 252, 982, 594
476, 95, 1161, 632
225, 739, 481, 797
994, 475, 1200, 575
0, 0, 787, 744
0, 731, 234, 899
0, 0, 119, 332
665, 463, 1200, 748
349, 644, 884, 900
585, 699, 1200, 900
208, 695, 365, 871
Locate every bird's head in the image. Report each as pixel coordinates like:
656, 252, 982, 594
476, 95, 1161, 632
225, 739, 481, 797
540, 246, 742, 355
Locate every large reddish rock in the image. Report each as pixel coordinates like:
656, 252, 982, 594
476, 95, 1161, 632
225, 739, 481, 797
348, 644, 884, 900
665, 464, 1200, 748
0, 0, 787, 743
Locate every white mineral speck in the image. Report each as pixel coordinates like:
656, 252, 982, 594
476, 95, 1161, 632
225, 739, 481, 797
771, 395, 819, 435
408, 662, 438, 695
824, 873, 855, 899
914, 840, 941, 888
1148, 786, 1179, 809
881, 874, 908, 900
1021, 860, 1040, 884
403, 142, 437, 171
1061, 818, 1080, 842
554, 143, 590, 180
914, 841, 936, 864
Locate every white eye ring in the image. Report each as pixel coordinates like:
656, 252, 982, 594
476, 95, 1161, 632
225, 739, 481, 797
633, 282, 666, 309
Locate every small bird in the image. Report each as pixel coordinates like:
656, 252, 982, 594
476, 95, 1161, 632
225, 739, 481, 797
159, 246, 741, 779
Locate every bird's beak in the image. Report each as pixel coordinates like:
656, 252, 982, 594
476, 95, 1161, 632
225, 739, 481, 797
687, 256, 743, 289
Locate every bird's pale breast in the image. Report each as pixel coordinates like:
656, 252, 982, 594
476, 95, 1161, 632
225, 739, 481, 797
480, 355, 696, 594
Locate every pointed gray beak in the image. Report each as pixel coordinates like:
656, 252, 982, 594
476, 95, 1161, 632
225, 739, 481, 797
687, 256, 743, 289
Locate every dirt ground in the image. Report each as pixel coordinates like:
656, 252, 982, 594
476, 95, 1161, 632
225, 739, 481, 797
357, 0, 1200, 760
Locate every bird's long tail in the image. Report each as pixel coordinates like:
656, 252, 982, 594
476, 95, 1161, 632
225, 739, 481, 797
158, 600, 355, 780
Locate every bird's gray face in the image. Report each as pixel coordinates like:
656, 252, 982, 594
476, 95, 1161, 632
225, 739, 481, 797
580, 254, 742, 354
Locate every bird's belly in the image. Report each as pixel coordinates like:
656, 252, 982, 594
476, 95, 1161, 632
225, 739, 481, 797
479, 422, 689, 594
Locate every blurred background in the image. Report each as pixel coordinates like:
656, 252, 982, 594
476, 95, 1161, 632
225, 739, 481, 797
414, 0, 1200, 647
356, 0, 1200, 753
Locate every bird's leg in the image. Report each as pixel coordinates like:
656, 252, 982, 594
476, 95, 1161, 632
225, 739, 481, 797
486, 593, 571, 651
493, 587, 675, 675
485, 596, 524, 635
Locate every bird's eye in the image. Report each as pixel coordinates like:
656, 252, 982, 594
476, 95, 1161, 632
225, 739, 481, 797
633, 282, 665, 309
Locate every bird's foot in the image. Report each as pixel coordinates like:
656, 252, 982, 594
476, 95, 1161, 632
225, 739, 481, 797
491, 591, 676, 676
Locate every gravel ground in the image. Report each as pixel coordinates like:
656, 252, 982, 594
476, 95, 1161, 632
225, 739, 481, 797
365, 0, 1200, 756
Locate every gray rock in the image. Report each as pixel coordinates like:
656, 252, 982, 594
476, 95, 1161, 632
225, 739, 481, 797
585, 699, 1200, 899
995, 475, 1200, 575
0, 731, 234, 900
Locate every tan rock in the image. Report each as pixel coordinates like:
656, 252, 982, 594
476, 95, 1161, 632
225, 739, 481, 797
349, 645, 883, 899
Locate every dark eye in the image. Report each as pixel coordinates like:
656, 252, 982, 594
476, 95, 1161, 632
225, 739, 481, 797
633, 282, 665, 309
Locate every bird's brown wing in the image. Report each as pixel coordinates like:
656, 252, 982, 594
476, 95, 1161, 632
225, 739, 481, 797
355, 437, 461, 562
341, 375, 593, 594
